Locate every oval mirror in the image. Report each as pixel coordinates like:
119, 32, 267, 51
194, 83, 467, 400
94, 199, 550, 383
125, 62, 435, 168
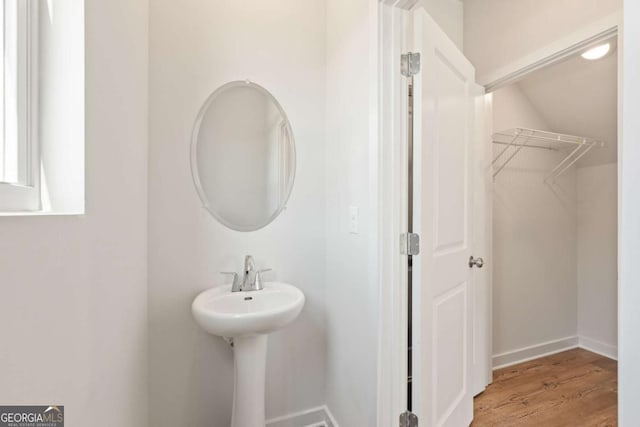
191, 81, 296, 231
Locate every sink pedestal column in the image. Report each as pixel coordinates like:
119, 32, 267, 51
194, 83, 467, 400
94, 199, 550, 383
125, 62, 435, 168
231, 334, 268, 427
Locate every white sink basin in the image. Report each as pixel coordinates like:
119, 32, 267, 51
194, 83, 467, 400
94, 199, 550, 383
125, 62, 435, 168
192, 282, 304, 337
191, 281, 305, 427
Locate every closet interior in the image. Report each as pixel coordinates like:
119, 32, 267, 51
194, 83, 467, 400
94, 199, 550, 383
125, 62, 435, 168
490, 37, 618, 369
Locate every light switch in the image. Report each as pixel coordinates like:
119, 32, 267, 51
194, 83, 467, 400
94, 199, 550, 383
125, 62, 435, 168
349, 206, 359, 234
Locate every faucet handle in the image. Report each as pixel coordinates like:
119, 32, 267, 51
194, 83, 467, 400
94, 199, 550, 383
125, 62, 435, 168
220, 272, 241, 288
254, 268, 272, 291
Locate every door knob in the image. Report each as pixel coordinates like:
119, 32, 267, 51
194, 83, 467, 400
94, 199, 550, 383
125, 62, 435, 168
469, 256, 484, 269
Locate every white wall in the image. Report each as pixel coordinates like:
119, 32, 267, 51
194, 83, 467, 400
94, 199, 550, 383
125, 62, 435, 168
0, 0, 149, 425
148, 1, 327, 425
492, 84, 578, 360
324, 1, 379, 425
463, 0, 622, 82
492, 84, 549, 133
620, 1, 640, 423
419, 0, 463, 49
577, 163, 618, 356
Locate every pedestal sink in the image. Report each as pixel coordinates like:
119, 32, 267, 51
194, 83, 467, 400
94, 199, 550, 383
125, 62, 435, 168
192, 282, 305, 427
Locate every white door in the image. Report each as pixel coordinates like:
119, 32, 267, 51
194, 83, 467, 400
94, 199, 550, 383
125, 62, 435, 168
471, 89, 493, 396
410, 6, 479, 426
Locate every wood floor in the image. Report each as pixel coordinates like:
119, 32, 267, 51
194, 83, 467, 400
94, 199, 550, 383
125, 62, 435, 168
472, 348, 617, 427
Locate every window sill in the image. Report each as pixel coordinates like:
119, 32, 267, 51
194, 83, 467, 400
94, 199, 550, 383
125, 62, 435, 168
0, 210, 85, 217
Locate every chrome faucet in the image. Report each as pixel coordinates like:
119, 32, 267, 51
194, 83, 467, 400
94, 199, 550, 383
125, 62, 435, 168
221, 255, 271, 292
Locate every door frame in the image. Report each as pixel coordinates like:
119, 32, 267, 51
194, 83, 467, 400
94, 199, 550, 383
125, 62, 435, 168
377, 4, 626, 426
378, 1, 479, 424
377, 1, 414, 426
379, 0, 483, 424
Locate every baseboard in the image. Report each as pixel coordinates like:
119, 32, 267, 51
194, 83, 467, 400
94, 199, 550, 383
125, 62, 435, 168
266, 405, 339, 427
492, 335, 579, 370
579, 335, 618, 360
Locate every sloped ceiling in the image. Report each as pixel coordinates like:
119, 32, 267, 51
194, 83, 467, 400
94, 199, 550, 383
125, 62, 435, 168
516, 48, 617, 167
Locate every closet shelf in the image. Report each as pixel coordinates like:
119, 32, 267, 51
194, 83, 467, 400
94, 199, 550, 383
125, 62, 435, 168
492, 128, 606, 182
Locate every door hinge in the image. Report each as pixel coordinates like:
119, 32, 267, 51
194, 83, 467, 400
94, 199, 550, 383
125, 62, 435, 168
400, 233, 420, 256
401, 52, 421, 77
400, 411, 418, 427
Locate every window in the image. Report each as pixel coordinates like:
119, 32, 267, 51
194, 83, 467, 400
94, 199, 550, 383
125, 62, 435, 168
0, 0, 38, 211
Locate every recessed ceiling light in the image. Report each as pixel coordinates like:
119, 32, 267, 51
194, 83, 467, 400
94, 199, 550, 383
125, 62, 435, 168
581, 43, 611, 60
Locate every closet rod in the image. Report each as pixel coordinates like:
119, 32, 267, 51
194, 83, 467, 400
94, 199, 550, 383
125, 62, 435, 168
491, 127, 606, 181
493, 140, 557, 151
493, 128, 605, 147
